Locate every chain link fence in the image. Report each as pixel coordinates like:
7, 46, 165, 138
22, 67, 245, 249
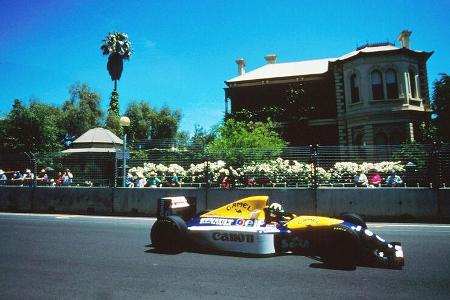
0, 142, 449, 188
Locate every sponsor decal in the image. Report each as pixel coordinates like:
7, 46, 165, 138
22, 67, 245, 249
244, 219, 254, 226
364, 229, 374, 237
280, 237, 310, 250
333, 226, 347, 232
200, 218, 234, 226
226, 202, 253, 213
297, 217, 319, 224
351, 225, 363, 232
170, 198, 190, 208
212, 232, 255, 243
235, 219, 245, 226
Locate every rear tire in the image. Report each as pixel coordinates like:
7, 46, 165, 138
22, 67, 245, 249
340, 212, 367, 228
150, 216, 187, 253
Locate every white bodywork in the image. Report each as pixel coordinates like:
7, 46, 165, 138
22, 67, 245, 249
188, 225, 279, 255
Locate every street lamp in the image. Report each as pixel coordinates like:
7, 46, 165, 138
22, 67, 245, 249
120, 116, 130, 187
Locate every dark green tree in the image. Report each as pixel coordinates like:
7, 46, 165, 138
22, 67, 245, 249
191, 124, 218, 147
124, 102, 181, 141
61, 83, 103, 138
152, 105, 181, 139
1, 99, 64, 153
105, 91, 122, 136
125, 101, 155, 141
432, 73, 450, 142
207, 118, 287, 166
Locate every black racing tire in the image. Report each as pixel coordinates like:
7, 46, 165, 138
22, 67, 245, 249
150, 215, 188, 253
321, 228, 360, 268
340, 212, 367, 228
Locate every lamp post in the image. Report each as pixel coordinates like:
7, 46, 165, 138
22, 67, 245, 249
120, 116, 130, 187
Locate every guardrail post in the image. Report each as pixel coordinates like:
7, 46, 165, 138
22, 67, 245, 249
310, 144, 319, 214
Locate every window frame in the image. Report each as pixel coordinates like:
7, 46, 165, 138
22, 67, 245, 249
371, 70, 384, 100
350, 73, 360, 103
408, 68, 418, 99
385, 69, 399, 99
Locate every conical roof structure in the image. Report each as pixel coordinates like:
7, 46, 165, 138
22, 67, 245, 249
62, 128, 123, 153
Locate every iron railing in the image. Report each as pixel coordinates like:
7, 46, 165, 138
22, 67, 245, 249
0, 142, 448, 188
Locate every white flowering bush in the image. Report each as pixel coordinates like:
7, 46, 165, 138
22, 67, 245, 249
329, 161, 406, 183
240, 158, 313, 184
129, 163, 186, 179
128, 159, 407, 185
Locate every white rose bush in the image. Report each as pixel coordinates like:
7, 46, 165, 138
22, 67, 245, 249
128, 158, 406, 186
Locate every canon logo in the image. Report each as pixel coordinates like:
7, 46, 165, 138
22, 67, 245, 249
212, 232, 254, 243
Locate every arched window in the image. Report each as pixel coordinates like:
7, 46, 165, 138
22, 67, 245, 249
350, 74, 360, 103
374, 132, 388, 145
353, 133, 364, 145
371, 70, 384, 100
385, 69, 399, 99
389, 129, 405, 145
409, 69, 417, 98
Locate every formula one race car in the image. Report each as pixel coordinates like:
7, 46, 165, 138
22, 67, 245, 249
150, 196, 404, 269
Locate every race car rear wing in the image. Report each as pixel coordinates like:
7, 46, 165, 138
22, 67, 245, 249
158, 196, 197, 221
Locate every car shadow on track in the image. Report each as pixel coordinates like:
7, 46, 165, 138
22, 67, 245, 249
145, 244, 183, 255
144, 244, 274, 258
309, 263, 356, 271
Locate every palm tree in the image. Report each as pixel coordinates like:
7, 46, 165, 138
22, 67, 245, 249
100, 32, 132, 91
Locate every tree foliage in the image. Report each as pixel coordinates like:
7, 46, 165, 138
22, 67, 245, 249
61, 83, 103, 138
191, 124, 218, 147
152, 105, 181, 139
125, 101, 155, 141
432, 73, 450, 142
207, 118, 288, 166
0, 99, 64, 153
105, 90, 122, 136
100, 32, 132, 89
124, 102, 182, 142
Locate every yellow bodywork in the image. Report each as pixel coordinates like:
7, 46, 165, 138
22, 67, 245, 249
201, 196, 269, 220
200, 196, 344, 228
286, 216, 343, 229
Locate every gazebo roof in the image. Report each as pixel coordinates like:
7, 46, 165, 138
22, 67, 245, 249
61, 128, 123, 154
73, 127, 123, 144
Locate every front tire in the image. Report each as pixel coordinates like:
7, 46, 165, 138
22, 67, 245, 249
150, 216, 187, 253
340, 212, 367, 228
321, 228, 360, 268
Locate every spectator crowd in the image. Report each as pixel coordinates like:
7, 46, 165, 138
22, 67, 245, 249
353, 169, 403, 187
0, 168, 73, 187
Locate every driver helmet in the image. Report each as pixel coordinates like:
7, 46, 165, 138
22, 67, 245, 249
269, 202, 284, 214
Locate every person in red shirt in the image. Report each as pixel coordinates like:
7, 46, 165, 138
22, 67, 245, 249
220, 176, 230, 189
368, 169, 382, 187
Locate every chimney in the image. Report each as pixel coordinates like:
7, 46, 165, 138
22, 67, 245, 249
397, 30, 412, 49
236, 58, 246, 75
265, 54, 277, 64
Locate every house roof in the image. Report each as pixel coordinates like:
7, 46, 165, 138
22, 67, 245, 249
226, 44, 432, 85
72, 127, 123, 145
226, 58, 332, 83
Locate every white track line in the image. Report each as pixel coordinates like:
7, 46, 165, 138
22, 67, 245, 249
0, 212, 156, 221
368, 223, 450, 228
1, 213, 449, 228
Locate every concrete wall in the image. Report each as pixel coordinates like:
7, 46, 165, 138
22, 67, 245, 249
0, 186, 448, 218
317, 188, 438, 217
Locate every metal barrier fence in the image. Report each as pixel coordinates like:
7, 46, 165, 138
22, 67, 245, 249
0, 142, 449, 188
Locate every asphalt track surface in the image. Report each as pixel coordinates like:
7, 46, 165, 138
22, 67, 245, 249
1, 213, 450, 300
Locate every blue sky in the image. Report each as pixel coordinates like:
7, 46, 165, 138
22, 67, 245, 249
1, 0, 449, 133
